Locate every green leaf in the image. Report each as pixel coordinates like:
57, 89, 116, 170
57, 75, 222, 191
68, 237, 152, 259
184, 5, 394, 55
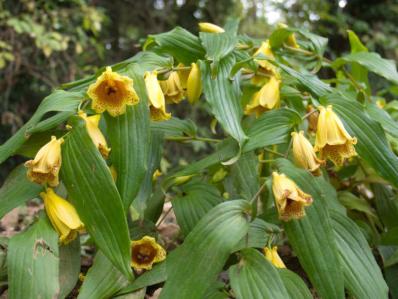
200, 32, 238, 62
275, 158, 344, 299
8, 216, 59, 299
331, 211, 388, 299
366, 103, 398, 138
243, 108, 301, 152
0, 90, 83, 164
144, 27, 205, 65
160, 200, 251, 299
229, 248, 290, 299
117, 263, 166, 295
200, 55, 247, 145
133, 130, 164, 218
15, 130, 64, 158
234, 218, 281, 251
105, 65, 150, 209
230, 151, 260, 200
380, 227, 398, 245
328, 94, 398, 188
150, 117, 197, 137
338, 191, 377, 220
172, 181, 223, 236
372, 183, 398, 229
0, 164, 42, 219
333, 52, 398, 84
347, 30, 370, 93
78, 252, 129, 299
277, 63, 333, 97
27, 111, 73, 134
59, 238, 81, 298
278, 269, 313, 299
385, 265, 398, 299
61, 116, 132, 279
347, 30, 367, 53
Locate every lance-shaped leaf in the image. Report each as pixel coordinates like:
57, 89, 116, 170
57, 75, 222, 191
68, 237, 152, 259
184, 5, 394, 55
172, 181, 223, 235
78, 252, 129, 299
8, 216, 59, 299
160, 200, 251, 299
229, 248, 290, 299
0, 90, 83, 164
105, 65, 150, 209
275, 158, 344, 299
144, 27, 205, 65
328, 94, 398, 188
200, 55, 247, 145
278, 269, 312, 299
61, 116, 132, 278
333, 52, 398, 84
0, 164, 43, 219
150, 117, 197, 138
331, 211, 388, 299
366, 103, 398, 138
200, 32, 238, 63
244, 108, 301, 152
59, 238, 81, 298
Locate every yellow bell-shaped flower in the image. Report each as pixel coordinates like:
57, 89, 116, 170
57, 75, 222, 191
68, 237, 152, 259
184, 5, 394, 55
78, 111, 110, 159
198, 22, 225, 33
264, 246, 286, 268
159, 71, 185, 104
245, 76, 280, 117
25, 136, 64, 187
87, 66, 139, 117
314, 105, 357, 166
292, 131, 324, 176
176, 63, 190, 89
131, 236, 166, 270
144, 71, 171, 121
272, 172, 313, 221
41, 188, 84, 244
186, 63, 202, 104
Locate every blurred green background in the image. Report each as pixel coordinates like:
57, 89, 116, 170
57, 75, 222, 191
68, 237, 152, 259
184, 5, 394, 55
1, 0, 397, 181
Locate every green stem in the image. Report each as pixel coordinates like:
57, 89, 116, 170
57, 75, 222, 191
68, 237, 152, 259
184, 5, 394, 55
165, 135, 221, 143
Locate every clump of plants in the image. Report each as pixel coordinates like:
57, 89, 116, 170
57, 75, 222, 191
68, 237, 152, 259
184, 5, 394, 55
1, 20, 398, 299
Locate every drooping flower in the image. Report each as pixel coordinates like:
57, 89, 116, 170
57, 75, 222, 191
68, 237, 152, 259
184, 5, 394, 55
291, 131, 324, 176
25, 136, 64, 187
272, 172, 313, 221
306, 104, 319, 133
186, 63, 202, 103
87, 66, 139, 117
159, 71, 185, 104
41, 188, 84, 244
177, 63, 190, 89
314, 105, 357, 166
245, 76, 280, 117
78, 111, 110, 159
198, 22, 225, 33
131, 236, 166, 270
264, 246, 286, 268
144, 71, 171, 121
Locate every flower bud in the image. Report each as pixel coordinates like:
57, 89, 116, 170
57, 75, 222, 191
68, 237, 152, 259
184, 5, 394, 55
264, 246, 286, 268
198, 22, 225, 33
292, 131, 324, 176
186, 63, 202, 104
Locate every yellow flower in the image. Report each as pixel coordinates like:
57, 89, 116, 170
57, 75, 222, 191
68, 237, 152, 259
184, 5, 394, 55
152, 169, 162, 181
144, 71, 171, 121
177, 63, 190, 89
186, 63, 202, 103
245, 76, 280, 117
87, 66, 139, 117
278, 23, 300, 48
306, 104, 319, 133
159, 71, 185, 104
198, 22, 225, 33
272, 172, 313, 221
264, 246, 286, 268
25, 136, 64, 187
291, 131, 324, 176
314, 105, 357, 166
41, 188, 84, 244
131, 236, 166, 270
78, 111, 110, 159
